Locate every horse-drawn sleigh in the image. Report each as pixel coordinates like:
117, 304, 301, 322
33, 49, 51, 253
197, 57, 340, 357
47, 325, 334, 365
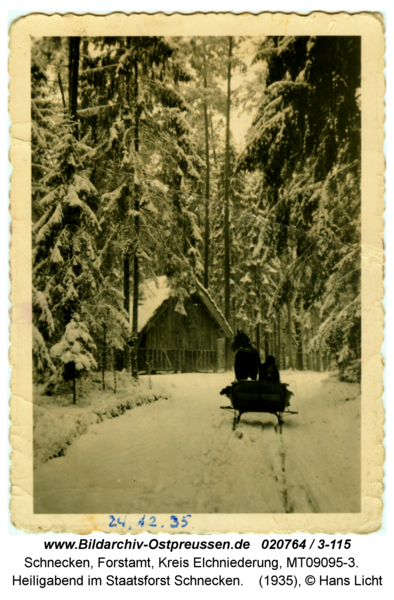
221, 380, 295, 433
221, 330, 297, 432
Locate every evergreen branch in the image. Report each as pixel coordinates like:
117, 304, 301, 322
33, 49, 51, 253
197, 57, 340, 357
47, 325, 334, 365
267, 240, 317, 316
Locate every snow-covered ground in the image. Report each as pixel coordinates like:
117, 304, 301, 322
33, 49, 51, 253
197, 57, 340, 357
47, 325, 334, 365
33, 371, 169, 465
34, 370, 360, 514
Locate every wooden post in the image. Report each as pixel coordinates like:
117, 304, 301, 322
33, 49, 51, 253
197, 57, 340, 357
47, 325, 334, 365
213, 339, 218, 372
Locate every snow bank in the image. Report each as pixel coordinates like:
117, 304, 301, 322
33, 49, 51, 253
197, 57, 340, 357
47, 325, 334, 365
33, 372, 170, 466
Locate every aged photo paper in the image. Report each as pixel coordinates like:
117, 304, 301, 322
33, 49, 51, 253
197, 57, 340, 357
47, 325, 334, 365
9, 12, 384, 534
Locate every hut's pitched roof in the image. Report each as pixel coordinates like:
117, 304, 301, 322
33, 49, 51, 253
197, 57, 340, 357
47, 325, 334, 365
195, 280, 233, 337
132, 276, 171, 333
130, 276, 233, 337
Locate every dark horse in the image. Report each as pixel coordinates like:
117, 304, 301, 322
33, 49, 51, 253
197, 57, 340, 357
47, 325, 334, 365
231, 330, 261, 381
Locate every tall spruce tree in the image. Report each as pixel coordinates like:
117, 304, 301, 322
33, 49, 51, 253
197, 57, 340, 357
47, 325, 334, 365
239, 36, 361, 379
78, 37, 204, 365
31, 37, 130, 382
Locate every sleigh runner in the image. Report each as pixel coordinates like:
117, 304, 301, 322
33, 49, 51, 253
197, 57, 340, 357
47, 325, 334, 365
221, 380, 297, 433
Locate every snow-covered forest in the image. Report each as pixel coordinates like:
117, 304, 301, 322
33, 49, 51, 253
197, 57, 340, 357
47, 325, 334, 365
31, 35, 362, 515
31, 35, 361, 392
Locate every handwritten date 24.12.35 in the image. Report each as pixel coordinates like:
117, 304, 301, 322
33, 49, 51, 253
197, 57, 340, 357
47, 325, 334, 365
108, 515, 192, 530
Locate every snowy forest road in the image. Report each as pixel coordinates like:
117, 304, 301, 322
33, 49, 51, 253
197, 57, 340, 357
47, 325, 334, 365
34, 371, 360, 515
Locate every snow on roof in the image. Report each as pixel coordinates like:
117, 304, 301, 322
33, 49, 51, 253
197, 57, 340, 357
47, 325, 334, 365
130, 276, 170, 333
195, 280, 233, 337
130, 275, 233, 337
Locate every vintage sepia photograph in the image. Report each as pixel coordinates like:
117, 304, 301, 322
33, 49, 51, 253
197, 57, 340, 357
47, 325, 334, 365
9, 12, 384, 533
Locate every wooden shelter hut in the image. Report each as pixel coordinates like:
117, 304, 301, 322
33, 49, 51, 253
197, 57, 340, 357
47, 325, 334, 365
130, 276, 232, 373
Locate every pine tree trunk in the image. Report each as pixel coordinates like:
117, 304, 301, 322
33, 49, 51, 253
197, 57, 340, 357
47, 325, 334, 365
72, 363, 76, 404
264, 334, 269, 360
296, 304, 305, 370
254, 267, 260, 355
102, 323, 106, 390
67, 37, 81, 183
131, 54, 140, 380
123, 255, 130, 311
295, 318, 303, 370
232, 296, 236, 338
203, 96, 210, 289
287, 298, 294, 369
123, 254, 131, 372
277, 310, 281, 369
131, 222, 139, 380
68, 37, 80, 137
113, 349, 117, 394
224, 36, 232, 370
209, 108, 217, 166
58, 72, 66, 108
